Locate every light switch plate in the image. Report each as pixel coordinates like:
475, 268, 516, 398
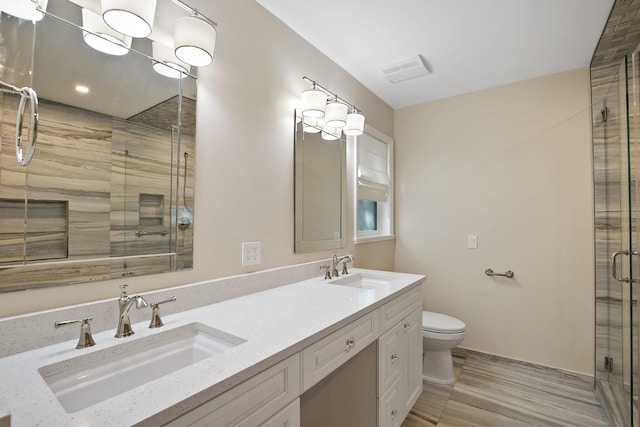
467, 234, 478, 249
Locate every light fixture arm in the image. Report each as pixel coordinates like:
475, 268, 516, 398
169, 0, 218, 28
302, 76, 361, 114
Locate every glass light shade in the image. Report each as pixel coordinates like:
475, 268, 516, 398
82, 9, 131, 56
321, 124, 341, 141
344, 112, 365, 136
102, 0, 156, 38
152, 42, 190, 79
324, 101, 348, 128
300, 89, 327, 118
173, 16, 217, 67
303, 117, 322, 134
1, 0, 48, 21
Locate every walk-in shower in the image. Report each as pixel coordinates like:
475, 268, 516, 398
591, 2, 640, 424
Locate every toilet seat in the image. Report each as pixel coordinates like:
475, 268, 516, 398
422, 311, 465, 334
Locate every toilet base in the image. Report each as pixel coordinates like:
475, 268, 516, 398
422, 349, 456, 384
422, 373, 455, 385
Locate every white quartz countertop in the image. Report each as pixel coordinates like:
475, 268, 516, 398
0, 269, 424, 426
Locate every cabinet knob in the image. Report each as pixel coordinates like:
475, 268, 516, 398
391, 354, 399, 362
345, 337, 356, 351
391, 409, 399, 417
403, 322, 411, 331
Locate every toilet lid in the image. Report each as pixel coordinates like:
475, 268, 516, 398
422, 311, 465, 333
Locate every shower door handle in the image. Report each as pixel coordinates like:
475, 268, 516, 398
610, 250, 640, 283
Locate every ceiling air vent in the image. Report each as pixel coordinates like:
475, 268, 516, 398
382, 55, 431, 84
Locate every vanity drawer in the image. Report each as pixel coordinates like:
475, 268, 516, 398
166, 354, 300, 427
302, 309, 380, 392
262, 398, 300, 427
380, 285, 422, 333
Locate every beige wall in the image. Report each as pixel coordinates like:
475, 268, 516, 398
394, 68, 595, 375
0, 0, 395, 317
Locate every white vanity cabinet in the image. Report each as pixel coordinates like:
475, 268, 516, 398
378, 287, 423, 427
165, 354, 300, 426
0, 268, 427, 427
167, 287, 423, 427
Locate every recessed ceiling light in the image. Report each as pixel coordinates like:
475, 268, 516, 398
75, 85, 90, 94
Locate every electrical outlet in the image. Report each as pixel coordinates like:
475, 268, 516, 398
242, 241, 261, 266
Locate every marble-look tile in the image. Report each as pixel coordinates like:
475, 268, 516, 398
402, 349, 608, 427
596, 378, 634, 426
0, 96, 196, 290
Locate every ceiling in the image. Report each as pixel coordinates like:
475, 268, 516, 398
256, 0, 614, 109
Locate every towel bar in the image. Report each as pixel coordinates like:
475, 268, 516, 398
485, 268, 514, 278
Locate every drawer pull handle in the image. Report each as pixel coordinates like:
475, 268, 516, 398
391, 409, 398, 417
345, 336, 356, 351
391, 354, 399, 362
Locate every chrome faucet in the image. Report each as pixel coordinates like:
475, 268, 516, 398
332, 254, 355, 278
115, 284, 148, 338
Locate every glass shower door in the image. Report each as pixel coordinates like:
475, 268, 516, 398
595, 53, 638, 426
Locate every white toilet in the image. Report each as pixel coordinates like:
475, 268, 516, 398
422, 311, 466, 384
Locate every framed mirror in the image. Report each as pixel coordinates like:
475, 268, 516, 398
294, 114, 346, 253
0, 0, 196, 291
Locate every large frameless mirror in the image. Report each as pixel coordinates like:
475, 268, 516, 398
0, 0, 196, 291
294, 114, 346, 253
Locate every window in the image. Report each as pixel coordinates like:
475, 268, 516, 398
353, 127, 394, 243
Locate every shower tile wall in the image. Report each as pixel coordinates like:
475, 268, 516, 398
0, 97, 195, 290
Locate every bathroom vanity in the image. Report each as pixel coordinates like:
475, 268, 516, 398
0, 267, 424, 426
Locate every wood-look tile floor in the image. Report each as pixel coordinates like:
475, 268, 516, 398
401, 350, 609, 427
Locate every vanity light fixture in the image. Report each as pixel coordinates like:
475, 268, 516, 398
324, 100, 348, 128
321, 124, 341, 141
173, 14, 217, 67
152, 41, 191, 79
1, 0, 48, 22
300, 77, 365, 136
302, 117, 322, 134
300, 84, 328, 118
102, 0, 157, 38
82, 8, 132, 56
344, 109, 365, 136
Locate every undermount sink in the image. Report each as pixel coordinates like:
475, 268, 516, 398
329, 272, 394, 289
38, 322, 246, 413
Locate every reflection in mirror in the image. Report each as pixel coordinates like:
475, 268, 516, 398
0, 0, 196, 292
294, 114, 346, 253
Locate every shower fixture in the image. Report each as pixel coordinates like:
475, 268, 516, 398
178, 151, 193, 230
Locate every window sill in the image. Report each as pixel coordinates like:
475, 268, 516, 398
354, 235, 395, 244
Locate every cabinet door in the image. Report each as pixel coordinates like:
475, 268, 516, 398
378, 325, 401, 394
378, 378, 402, 427
401, 308, 423, 415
